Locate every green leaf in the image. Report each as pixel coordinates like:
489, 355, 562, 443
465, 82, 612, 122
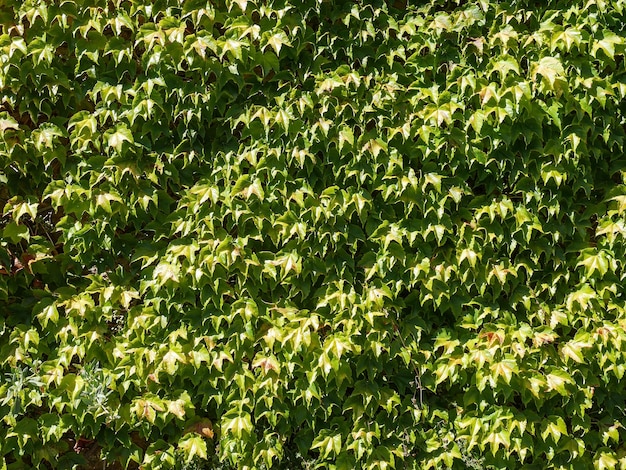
560, 339, 591, 364
95, 193, 122, 214
106, 125, 134, 151
490, 56, 519, 78
592, 31, 622, 59
263, 30, 291, 55
546, 369, 574, 395
552, 27, 582, 51
339, 126, 354, 150
490, 358, 517, 384
219, 39, 244, 60
486, 428, 511, 454
0, 113, 19, 131
222, 413, 253, 439
311, 432, 342, 459
161, 349, 186, 375
577, 250, 612, 278
36, 303, 59, 328
3, 222, 30, 243
153, 262, 180, 284
178, 435, 207, 463
594, 450, 618, 470
135, 396, 165, 424
566, 284, 597, 310
532, 56, 564, 87
541, 416, 568, 443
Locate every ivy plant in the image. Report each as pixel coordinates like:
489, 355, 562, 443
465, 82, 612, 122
2, 0, 626, 469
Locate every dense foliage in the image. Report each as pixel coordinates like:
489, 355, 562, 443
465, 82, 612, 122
2, 0, 626, 468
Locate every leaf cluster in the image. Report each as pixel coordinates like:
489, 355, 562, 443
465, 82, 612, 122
2, 0, 626, 469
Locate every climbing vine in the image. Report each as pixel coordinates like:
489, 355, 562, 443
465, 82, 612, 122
1, 0, 626, 468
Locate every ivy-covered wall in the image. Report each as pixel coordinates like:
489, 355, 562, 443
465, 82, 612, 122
1, 0, 626, 468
